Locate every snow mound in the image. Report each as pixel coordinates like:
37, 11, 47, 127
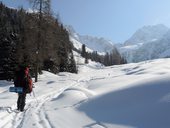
1, 58, 170, 128
78, 74, 170, 128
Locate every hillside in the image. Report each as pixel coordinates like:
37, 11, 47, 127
0, 3, 77, 80
67, 25, 126, 66
1, 58, 170, 128
66, 25, 116, 53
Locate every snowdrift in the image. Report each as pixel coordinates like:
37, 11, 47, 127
79, 75, 170, 128
0, 58, 170, 128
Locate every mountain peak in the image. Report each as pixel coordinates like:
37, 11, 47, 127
66, 25, 116, 53
124, 24, 169, 46
117, 24, 170, 63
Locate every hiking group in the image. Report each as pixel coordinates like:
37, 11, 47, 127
14, 66, 33, 112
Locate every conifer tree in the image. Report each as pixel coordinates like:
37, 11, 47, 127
0, 3, 77, 80
81, 44, 86, 58
28, 0, 51, 82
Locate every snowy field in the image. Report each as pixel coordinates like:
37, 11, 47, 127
0, 58, 170, 128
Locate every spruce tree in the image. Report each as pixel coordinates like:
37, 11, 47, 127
81, 44, 86, 58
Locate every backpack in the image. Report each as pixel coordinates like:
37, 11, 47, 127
26, 75, 33, 93
14, 68, 33, 93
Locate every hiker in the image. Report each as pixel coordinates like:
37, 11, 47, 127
14, 66, 33, 111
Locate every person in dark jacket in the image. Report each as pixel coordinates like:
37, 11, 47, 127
14, 66, 33, 111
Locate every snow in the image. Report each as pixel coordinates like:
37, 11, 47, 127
67, 25, 116, 54
124, 24, 169, 46
159, 49, 170, 57
1, 58, 170, 128
118, 24, 170, 63
70, 36, 93, 53
120, 44, 142, 51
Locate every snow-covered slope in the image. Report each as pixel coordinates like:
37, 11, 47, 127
66, 25, 116, 53
1, 58, 170, 128
78, 36, 115, 53
128, 33, 170, 62
117, 24, 170, 63
124, 24, 169, 46
69, 36, 93, 53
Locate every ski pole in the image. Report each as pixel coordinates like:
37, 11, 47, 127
32, 88, 38, 104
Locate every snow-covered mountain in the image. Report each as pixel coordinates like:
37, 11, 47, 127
117, 24, 170, 63
66, 25, 116, 53
68, 24, 170, 63
124, 24, 169, 46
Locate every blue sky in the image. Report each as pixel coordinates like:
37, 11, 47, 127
1, 0, 170, 43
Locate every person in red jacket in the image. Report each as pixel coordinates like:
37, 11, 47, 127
14, 66, 33, 111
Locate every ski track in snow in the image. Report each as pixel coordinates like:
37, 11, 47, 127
0, 68, 132, 128
0, 87, 72, 128
0, 76, 92, 128
1, 59, 170, 128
